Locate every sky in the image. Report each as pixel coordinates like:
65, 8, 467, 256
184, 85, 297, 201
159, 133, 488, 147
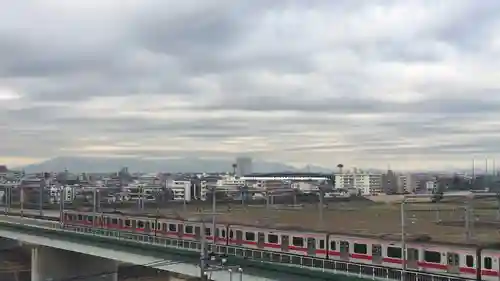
1, 0, 500, 171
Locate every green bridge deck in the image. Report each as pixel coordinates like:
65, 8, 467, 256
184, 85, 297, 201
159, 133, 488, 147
0, 217, 468, 281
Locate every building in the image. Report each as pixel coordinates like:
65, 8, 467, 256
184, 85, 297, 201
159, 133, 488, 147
335, 171, 382, 195
165, 179, 192, 202
381, 170, 400, 194
0, 165, 8, 178
396, 173, 418, 194
425, 180, 437, 193
334, 173, 354, 189
236, 157, 253, 177
354, 173, 382, 195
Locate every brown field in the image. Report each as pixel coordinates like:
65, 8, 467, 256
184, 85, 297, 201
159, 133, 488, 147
162, 199, 500, 245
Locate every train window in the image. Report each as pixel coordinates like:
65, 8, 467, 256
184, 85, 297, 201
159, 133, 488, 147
330, 241, 336, 251
387, 247, 402, 258
77, 215, 83, 221
466, 255, 474, 267
319, 240, 325, 249
354, 243, 367, 254
229, 230, 234, 239
111, 218, 118, 224
221, 229, 226, 238
423, 250, 441, 263
125, 220, 131, 227
168, 224, 177, 232
137, 221, 145, 228
156, 223, 161, 230
292, 237, 304, 247
484, 257, 492, 270
87, 216, 93, 222
245, 232, 256, 241
268, 234, 278, 244
205, 228, 212, 236
185, 226, 194, 233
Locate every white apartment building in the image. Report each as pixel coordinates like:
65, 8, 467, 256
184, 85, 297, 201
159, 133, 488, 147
335, 172, 382, 195
425, 180, 437, 193
165, 180, 192, 202
215, 175, 245, 192
199, 180, 208, 201
334, 173, 355, 189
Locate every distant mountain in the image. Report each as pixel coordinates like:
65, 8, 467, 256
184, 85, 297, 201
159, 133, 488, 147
21, 156, 333, 174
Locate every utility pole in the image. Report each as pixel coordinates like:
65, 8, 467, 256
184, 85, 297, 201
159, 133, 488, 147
318, 187, 324, 227
59, 184, 65, 224
20, 183, 24, 217
465, 195, 474, 242
199, 213, 242, 281
92, 187, 97, 228
211, 187, 217, 245
401, 200, 406, 281
200, 218, 208, 281
39, 177, 45, 216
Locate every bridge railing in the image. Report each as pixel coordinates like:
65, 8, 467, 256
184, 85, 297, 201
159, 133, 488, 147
0, 216, 470, 281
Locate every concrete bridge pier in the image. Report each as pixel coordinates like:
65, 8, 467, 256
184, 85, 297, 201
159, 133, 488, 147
32, 246, 118, 281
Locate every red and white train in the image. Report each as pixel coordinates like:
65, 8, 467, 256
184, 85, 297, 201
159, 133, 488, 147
62, 210, 499, 280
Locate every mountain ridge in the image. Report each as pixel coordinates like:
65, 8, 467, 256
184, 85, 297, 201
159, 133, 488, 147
21, 156, 335, 174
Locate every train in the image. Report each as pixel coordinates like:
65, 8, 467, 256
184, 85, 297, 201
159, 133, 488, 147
60, 210, 498, 280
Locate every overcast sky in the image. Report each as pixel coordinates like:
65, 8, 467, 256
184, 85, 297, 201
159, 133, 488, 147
1, 0, 500, 170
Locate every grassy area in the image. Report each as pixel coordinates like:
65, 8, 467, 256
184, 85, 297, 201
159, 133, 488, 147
164, 201, 500, 244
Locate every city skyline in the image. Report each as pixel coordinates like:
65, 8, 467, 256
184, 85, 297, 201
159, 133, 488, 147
1, 1, 500, 170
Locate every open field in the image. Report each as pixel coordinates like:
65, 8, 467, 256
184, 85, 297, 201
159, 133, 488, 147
162, 200, 500, 245
8, 197, 500, 245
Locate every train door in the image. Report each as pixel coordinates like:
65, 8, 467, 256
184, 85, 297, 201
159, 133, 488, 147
217, 227, 226, 243
236, 230, 243, 246
131, 220, 137, 232
372, 244, 382, 264
446, 252, 460, 273
407, 248, 419, 269
195, 226, 201, 239
281, 235, 289, 252
145, 220, 151, 233
307, 238, 316, 256
340, 241, 350, 260
257, 232, 265, 249
178, 223, 184, 238
156, 221, 161, 234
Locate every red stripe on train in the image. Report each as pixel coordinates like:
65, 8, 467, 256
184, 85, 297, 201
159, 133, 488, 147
65, 220, 500, 277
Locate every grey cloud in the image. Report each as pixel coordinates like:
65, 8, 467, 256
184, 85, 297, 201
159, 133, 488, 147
203, 95, 500, 116
1, 1, 500, 169
430, 1, 500, 52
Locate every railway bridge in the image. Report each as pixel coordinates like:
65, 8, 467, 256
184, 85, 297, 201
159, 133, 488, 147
0, 210, 467, 281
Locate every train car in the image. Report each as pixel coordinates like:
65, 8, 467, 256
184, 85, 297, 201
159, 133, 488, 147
478, 249, 500, 280
227, 224, 328, 258
162, 219, 228, 244
61, 210, 500, 280
64, 210, 229, 244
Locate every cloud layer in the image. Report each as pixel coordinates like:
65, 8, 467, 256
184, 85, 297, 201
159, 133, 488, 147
1, 0, 500, 170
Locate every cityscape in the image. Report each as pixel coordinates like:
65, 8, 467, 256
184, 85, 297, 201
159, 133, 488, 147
1, 156, 499, 209
1, 1, 500, 281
